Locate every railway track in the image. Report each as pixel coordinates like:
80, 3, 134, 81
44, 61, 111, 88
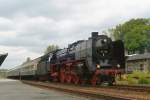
22, 80, 150, 100
98, 85, 150, 93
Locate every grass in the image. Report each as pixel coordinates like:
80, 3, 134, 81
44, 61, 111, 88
116, 71, 150, 85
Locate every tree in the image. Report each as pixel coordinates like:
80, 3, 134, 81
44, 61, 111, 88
109, 18, 150, 54
44, 45, 59, 54
110, 18, 149, 40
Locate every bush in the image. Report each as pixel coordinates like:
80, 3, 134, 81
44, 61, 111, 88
127, 78, 138, 84
116, 71, 150, 85
138, 77, 150, 84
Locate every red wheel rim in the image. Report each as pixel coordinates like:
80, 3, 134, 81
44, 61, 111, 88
73, 75, 80, 84
60, 72, 65, 83
91, 76, 99, 86
66, 74, 72, 83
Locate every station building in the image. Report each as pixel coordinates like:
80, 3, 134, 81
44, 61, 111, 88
126, 53, 150, 73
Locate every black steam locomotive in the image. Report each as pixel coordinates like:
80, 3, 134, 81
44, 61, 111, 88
8, 32, 125, 86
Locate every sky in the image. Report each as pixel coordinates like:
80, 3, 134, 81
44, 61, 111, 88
0, 0, 150, 69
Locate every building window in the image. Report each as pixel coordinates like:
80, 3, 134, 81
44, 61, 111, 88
140, 64, 144, 71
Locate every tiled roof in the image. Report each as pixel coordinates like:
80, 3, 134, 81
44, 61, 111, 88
127, 53, 150, 61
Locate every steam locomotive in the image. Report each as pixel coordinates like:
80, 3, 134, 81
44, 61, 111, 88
7, 32, 125, 86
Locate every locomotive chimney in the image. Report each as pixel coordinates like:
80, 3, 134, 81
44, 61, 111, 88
91, 32, 98, 38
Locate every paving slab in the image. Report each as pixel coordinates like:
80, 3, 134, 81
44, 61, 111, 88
0, 79, 92, 100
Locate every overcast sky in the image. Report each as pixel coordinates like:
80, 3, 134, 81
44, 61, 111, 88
0, 0, 150, 69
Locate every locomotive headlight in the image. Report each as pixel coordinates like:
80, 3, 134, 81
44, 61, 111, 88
117, 64, 120, 68
96, 64, 100, 68
103, 39, 107, 42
